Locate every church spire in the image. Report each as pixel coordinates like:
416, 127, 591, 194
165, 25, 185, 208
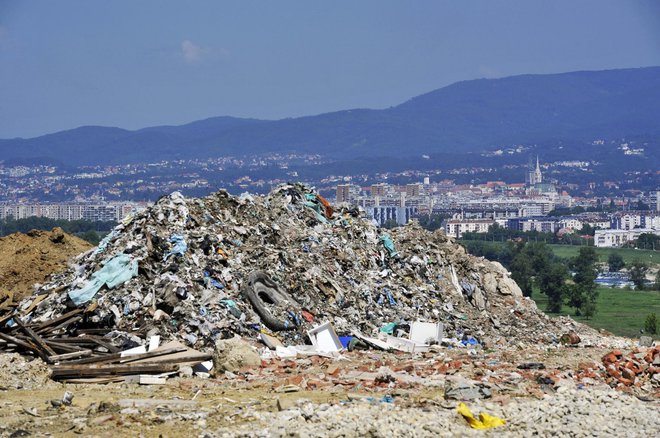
534, 155, 542, 184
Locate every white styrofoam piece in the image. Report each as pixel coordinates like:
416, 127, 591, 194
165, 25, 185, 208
384, 335, 419, 353
120, 345, 147, 357
148, 335, 161, 352
139, 375, 167, 385
307, 322, 342, 352
275, 345, 298, 358
409, 321, 444, 345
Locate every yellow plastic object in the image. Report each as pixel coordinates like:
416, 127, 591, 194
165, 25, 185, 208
457, 403, 506, 429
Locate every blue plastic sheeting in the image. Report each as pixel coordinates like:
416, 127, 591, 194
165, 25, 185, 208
461, 337, 480, 346
68, 254, 138, 306
338, 336, 353, 349
379, 322, 397, 334
164, 234, 187, 261
379, 234, 399, 258
304, 193, 329, 224
203, 271, 224, 289
94, 228, 120, 255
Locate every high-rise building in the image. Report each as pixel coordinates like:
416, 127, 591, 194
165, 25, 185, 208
335, 184, 351, 203
371, 183, 388, 197
405, 183, 422, 197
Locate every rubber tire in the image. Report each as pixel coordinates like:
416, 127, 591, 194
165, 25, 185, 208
242, 271, 299, 331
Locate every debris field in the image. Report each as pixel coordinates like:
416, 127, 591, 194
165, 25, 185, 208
0, 184, 657, 437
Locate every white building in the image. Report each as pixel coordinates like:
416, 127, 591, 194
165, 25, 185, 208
594, 228, 660, 248
445, 219, 495, 239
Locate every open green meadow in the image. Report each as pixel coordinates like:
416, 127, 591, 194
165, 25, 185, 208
461, 240, 659, 267
532, 286, 660, 338
546, 244, 659, 266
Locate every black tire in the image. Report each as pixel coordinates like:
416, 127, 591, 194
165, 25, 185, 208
242, 271, 299, 331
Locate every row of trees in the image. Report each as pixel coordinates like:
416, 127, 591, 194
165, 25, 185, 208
464, 241, 602, 319
0, 217, 116, 244
462, 223, 595, 246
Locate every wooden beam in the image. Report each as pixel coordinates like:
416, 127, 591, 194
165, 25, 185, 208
37, 315, 83, 335
49, 350, 93, 362
50, 363, 179, 379
15, 318, 57, 358
31, 308, 83, 331
0, 332, 38, 352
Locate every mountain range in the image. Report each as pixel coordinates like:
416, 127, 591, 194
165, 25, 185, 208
2, 66, 660, 166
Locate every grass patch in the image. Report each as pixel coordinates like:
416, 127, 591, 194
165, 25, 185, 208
546, 244, 659, 265
532, 286, 660, 338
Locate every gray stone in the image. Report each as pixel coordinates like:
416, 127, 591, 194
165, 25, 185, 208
472, 288, 486, 310
482, 272, 498, 295
639, 336, 653, 347
497, 276, 523, 297
444, 377, 491, 401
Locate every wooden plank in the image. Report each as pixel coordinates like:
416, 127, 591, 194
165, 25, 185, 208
37, 315, 83, 335
0, 331, 42, 356
49, 350, 93, 362
50, 363, 179, 379
31, 308, 83, 331
75, 328, 112, 334
130, 341, 211, 365
60, 346, 187, 366
0, 312, 16, 326
15, 318, 57, 358
20, 294, 47, 315
43, 340, 85, 353
60, 376, 126, 384
82, 335, 120, 353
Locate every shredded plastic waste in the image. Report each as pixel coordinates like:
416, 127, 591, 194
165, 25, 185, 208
68, 254, 138, 305
379, 233, 399, 258
164, 234, 187, 261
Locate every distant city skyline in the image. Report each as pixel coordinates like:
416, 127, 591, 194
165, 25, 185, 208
2, 0, 660, 138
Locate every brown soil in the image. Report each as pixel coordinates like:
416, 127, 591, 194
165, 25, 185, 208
0, 228, 91, 307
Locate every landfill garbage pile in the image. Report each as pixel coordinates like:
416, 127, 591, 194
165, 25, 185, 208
13, 184, 587, 351
0, 228, 92, 308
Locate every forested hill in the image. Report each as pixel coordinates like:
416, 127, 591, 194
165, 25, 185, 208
2, 66, 660, 165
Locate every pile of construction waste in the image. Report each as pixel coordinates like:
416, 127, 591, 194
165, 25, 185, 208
3, 184, 585, 357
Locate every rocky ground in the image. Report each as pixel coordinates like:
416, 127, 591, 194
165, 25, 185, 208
1, 339, 657, 437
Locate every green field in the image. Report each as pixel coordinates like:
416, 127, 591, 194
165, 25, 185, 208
532, 286, 660, 338
461, 240, 659, 267
546, 244, 659, 266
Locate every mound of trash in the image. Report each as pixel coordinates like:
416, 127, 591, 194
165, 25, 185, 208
0, 228, 92, 308
12, 184, 581, 350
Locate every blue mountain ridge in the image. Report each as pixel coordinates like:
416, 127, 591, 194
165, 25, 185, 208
1, 66, 659, 166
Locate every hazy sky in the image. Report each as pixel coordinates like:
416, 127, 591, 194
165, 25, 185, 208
1, 0, 659, 138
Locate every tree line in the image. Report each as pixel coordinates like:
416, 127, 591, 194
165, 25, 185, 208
0, 217, 116, 245
462, 240, 600, 317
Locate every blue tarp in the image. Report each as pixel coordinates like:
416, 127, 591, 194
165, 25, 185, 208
379, 234, 399, 258
304, 193, 329, 224
68, 254, 138, 306
164, 234, 187, 261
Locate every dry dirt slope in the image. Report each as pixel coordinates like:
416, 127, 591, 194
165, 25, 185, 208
0, 228, 91, 308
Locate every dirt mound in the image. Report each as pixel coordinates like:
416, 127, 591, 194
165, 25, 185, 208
0, 228, 92, 308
